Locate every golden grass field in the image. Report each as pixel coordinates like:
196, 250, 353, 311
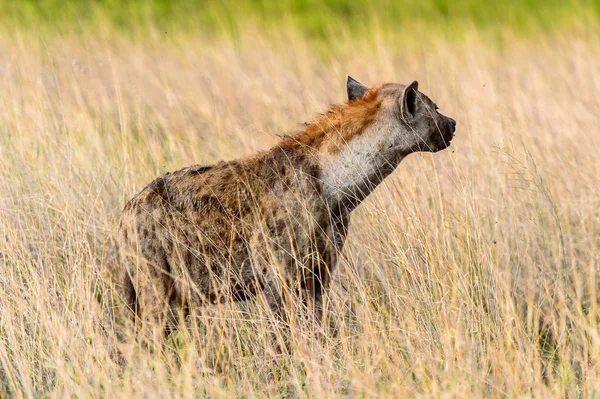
1, 23, 600, 397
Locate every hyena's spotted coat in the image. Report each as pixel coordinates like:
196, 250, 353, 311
118, 77, 456, 336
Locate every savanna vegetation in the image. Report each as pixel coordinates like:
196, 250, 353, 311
1, 1, 599, 397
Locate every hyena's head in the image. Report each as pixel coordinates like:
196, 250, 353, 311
347, 76, 456, 155
289, 76, 457, 208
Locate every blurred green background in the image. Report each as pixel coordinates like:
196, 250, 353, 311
1, 0, 597, 39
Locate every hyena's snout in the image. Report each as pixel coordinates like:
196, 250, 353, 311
448, 117, 457, 133
432, 115, 456, 152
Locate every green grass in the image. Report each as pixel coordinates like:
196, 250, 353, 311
1, 0, 598, 40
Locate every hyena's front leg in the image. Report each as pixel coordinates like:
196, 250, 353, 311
262, 274, 286, 321
302, 230, 341, 327
302, 261, 331, 326
305, 214, 348, 330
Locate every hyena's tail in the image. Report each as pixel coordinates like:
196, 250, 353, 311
122, 270, 138, 319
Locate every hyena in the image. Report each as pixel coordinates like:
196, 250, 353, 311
117, 76, 456, 339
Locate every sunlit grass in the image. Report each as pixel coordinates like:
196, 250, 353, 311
0, 16, 599, 398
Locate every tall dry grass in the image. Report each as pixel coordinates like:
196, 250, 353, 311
0, 26, 599, 397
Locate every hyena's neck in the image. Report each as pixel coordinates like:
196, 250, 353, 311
278, 87, 404, 211
317, 124, 406, 211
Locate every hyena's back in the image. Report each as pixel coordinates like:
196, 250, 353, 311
117, 149, 332, 328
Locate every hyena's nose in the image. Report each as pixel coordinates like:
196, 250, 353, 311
448, 117, 456, 132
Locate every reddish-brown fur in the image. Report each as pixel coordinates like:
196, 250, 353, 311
281, 84, 383, 151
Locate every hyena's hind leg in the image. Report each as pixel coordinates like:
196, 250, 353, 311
120, 250, 185, 345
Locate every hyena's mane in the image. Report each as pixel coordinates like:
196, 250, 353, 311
280, 84, 385, 151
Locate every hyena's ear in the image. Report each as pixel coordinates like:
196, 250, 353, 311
401, 80, 419, 121
346, 76, 369, 101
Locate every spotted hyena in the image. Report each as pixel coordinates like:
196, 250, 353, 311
117, 76, 456, 338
